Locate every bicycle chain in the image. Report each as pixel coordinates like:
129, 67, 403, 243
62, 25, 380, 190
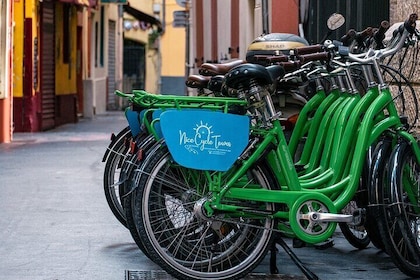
208, 213, 291, 235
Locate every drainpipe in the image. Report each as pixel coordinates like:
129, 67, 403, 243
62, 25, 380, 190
262, 0, 269, 34
0, 0, 13, 143
161, 0, 166, 35
185, 0, 190, 95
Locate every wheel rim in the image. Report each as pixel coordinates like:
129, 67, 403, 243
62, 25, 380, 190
139, 153, 275, 279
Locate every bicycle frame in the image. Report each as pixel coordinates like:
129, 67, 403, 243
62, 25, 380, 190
107, 14, 420, 280
164, 42, 420, 245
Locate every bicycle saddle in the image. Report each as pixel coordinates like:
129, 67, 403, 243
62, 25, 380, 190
199, 59, 246, 76
185, 74, 210, 89
224, 63, 285, 90
207, 75, 224, 92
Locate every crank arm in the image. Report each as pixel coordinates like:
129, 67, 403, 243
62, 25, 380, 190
303, 212, 354, 223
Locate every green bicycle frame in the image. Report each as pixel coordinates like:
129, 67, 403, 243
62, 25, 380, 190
202, 60, 420, 244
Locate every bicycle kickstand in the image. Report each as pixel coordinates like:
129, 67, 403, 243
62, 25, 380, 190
271, 233, 320, 280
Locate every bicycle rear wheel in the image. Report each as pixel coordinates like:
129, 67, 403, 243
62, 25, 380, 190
379, 141, 420, 277
124, 135, 161, 259
103, 126, 132, 227
133, 146, 276, 280
339, 199, 370, 250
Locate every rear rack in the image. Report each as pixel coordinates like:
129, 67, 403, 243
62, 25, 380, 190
116, 89, 248, 113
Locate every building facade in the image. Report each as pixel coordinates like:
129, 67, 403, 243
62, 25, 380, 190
3, 0, 160, 137
0, 0, 415, 142
12, 0, 92, 132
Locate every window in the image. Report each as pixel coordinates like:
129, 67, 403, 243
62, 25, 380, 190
95, 6, 105, 68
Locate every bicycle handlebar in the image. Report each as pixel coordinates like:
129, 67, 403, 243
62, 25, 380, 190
373, 20, 390, 44
279, 61, 301, 72
347, 13, 418, 63
298, 52, 331, 63
292, 44, 324, 55
253, 54, 289, 64
340, 29, 356, 46
355, 27, 374, 43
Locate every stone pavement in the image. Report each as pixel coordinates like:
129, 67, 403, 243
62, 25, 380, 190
0, 112, 413, 280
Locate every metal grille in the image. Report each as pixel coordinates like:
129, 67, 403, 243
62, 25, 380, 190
107, 20, 116, 110
125, 270, 174, 280
125, 270, 305, 279
40, 0, 55, 130
304, 0, 390, 44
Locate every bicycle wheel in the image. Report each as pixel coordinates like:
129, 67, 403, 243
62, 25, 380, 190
365, 139, 392, 251
133, 146, 276, 280
338, 149, 371, 250
380, 64, 419, 131
103, 126, 132, 227
124, 135, 161, 259
339, 200, 370, 250
378, 141, 420, 277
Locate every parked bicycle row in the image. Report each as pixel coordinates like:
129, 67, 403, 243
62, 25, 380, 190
102, 13, 420, 280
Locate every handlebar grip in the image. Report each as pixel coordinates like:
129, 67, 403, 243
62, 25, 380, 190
404, 13, 418, 34
340, 29, 356, 46
298, 52, 331, 63
293, 44, 324, 55
373, 20, 390, 48
279, 61, 301, 72
355, 27, 373, 41
253, 54, 289, 63
378, 21, 390, 35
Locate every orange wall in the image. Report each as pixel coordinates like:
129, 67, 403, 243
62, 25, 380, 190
0, 0, 13, 143
271, 0, 299, 34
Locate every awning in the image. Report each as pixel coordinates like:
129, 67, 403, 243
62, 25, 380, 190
123, 4, 162, 32
58, 0, 94, 7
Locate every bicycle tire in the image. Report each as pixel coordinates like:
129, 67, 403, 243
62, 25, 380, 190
103, 126, 132, 227
378, 141, 420, 277
133, 145, 276, 280
124, 135, 161, 260
338, 199, 370, 250
365, 139, 391, 251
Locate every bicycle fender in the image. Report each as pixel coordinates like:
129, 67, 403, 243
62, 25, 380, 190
125, 108, 144, 137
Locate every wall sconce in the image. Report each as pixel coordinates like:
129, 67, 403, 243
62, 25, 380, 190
132, 20, 140, 30
124, 20, 132, 31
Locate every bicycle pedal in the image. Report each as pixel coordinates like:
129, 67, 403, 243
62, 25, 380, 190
292, 237, 306, 248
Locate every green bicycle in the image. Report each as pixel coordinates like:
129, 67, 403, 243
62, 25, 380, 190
127, 14, 420, 280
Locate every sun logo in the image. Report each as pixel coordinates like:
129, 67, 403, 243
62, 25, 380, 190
193, 121, 214, 150
194, 121, 212, 141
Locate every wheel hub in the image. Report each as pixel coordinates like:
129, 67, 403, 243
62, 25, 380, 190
193, 197, 211, 220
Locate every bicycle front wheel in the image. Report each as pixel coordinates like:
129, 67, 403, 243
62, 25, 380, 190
133, 146, 276, 280
379, 141, 420, 277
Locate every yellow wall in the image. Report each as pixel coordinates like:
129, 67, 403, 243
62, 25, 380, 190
13, 0, 39, 98
55, 3, 77, 95
13, 0, 77, 97
123, 0, 187, 93
12, 0, 24, 98
161, 0, 186, 77
125, 0, 160, 93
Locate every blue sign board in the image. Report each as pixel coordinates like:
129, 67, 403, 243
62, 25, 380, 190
160, 110, 250, 171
